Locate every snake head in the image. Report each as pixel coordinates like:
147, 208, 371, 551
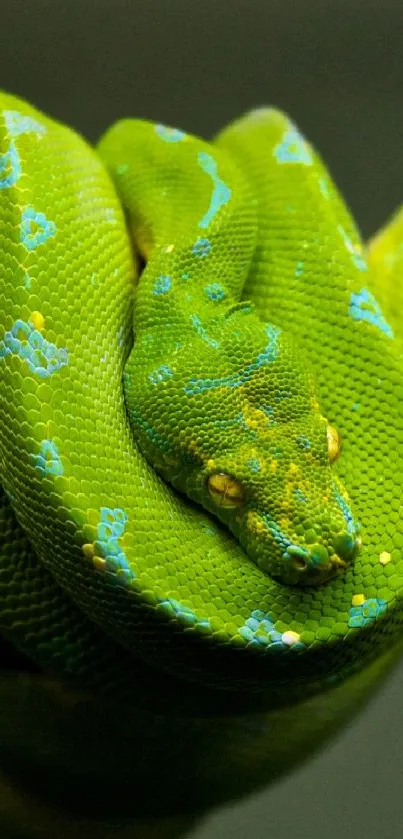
201, 424, 360, 587
125, 305, 361, 587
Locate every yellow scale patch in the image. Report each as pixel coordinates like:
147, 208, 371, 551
29, 310, 45, 330
351, 593, 365, 607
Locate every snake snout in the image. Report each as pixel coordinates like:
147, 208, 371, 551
280, 527, 361, 587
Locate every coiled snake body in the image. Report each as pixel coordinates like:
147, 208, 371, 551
0, 92, 403, 701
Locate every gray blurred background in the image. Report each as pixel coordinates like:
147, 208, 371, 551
1, 1, 402, 837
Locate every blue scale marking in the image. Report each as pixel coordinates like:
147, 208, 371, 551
260, 403, 275, 424
20, 206, 56, 250
297, 435, 311, 450
247, 457, 261, 473
153, 275, 172, 295
94, 507, 135, 586
3, 109, 47, 137
260, 514, 311, 569
260, 515, 291, 552
349, 288, 394, 339
190, 314, 220, 349
338, 225, 367, 272
157, 597, 212, 631
155, 124, 187, 143
32, 439, 63, 476
238, 609, 305, 650
332, 485, 356, 535
0, 141, 21, 189
192, 237, 212, 258
274, 128, 313, 165
204, 282, 226, 302
184, 324, 280, 395
148, 364, 174, 385
197, 151, 232, 229
348, 598, 388, 629
318, 176, 331, 199
0, 319, 68, 378
212, 413, 248, 432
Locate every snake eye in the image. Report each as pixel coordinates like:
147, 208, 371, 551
327, 424, 341, 463
207, 473, 244, 508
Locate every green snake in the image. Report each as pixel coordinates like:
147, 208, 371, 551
0, 91, 402, 703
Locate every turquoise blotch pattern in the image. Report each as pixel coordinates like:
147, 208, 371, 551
94, 507, 135, 587
349, 288, 394, 339
32, 440, 63, 476
0, 319, 68, 378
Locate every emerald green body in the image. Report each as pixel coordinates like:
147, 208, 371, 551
0, 93, 402, 704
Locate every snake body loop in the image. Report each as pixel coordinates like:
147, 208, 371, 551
0, 93, 403, 700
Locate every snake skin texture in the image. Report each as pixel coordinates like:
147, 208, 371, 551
0, 93, 402, 702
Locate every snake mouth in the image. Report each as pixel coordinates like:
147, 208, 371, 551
279, 535, 361, 587
246, 510, 361, 587
281, 550, 345, 587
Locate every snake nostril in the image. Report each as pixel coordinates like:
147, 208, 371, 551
285, 545, 310, 571
282, 531, 359, 585
294, 555, 308, 570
